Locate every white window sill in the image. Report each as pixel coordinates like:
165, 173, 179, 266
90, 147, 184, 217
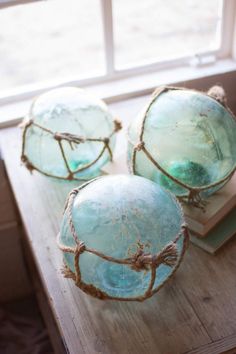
0, 58, 236, 129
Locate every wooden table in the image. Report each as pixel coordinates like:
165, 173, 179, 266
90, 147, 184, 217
1, 125, 236, 354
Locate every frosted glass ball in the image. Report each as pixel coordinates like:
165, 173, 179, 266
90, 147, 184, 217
128, 88, 236, 197
22, 87, 117, 180
59, 175, 187, 301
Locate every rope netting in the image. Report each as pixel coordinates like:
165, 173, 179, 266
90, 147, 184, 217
129, 86, 236, 209
21, 119, 122, 181
57, 179, 189, 301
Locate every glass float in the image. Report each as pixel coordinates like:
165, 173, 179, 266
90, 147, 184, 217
57, 175, 189, 301
128, 86, 236, 207
21, 87, 121, 180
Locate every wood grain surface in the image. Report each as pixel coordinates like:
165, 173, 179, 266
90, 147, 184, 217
0, 118, 236, 354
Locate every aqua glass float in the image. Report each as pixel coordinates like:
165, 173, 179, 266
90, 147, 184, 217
128, 86, 236, 207
21, 87, 121, 181
57, 175, 189, 301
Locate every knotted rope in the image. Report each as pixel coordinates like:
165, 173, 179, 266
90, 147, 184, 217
130, 241, 178, 272
21, 118, 122, 181
57, 181, 189, 301
129, 86, 236, 209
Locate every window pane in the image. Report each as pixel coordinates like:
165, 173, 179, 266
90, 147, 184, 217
0, 0, 104, 92
113, 0, 221, 68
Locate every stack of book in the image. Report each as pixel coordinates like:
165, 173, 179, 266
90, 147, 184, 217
183, 173, 236, 254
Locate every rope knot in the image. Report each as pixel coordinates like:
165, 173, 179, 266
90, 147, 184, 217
114, 119, 122, 132
67, 173, 74, 181
69, 189, 79, 199
75, 242, 86, 255
63, 188, 79, 213
103, 137, 110, 145
130, 241, 178, 272
153, 242, 178, 268
207, 85, 226, 106
131, 249, 150, 272
135, 141, 145, 151
54, 132, 62, 141
21, 155, 34, 173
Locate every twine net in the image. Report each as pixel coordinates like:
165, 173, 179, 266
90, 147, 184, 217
129, 86, 236, 210
57, 178, 189, 302
21, 118, 122, 181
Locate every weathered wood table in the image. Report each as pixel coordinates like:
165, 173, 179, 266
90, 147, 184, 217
0, 123, 236, 354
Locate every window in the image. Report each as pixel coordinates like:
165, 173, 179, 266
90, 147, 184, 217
0, 0, 235, 104
113, 0, 221, 68
0, 0, 105, 90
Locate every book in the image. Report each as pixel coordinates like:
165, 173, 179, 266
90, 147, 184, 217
183, 173, 236, 237
190, 207, 236, 254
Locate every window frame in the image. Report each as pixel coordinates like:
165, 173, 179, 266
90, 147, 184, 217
0, 0, 235, 107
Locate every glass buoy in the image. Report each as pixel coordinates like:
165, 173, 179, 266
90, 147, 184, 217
21, 87, 121, 180
58, 175, 188, 301
128, 86, 236, 205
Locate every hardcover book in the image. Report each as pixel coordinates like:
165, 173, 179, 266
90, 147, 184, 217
190, 207, 236, 254
183, 173, 236, 237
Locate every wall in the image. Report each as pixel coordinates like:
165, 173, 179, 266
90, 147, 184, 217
0, 159, 32, 302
